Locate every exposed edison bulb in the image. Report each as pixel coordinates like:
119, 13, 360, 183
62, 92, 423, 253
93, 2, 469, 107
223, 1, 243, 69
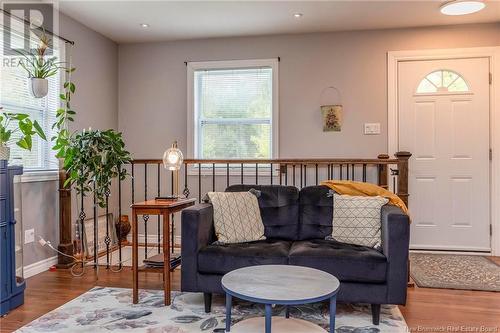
163, 141, 183, 171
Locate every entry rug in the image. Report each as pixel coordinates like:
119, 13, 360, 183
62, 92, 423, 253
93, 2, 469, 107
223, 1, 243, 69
16, 287, 408, 333
410, 253, 500, 292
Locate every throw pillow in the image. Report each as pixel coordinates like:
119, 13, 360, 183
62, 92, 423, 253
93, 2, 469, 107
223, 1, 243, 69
207, 191, 266, 244
330, 194, 389, 248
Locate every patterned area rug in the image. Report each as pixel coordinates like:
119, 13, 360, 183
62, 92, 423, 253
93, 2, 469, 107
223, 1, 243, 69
410, 253, 500, 292
16, 287, 408, 332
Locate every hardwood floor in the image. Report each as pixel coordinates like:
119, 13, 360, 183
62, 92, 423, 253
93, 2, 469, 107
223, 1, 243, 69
1, 263, 499, 333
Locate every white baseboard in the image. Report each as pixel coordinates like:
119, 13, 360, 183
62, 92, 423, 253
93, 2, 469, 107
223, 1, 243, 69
23, 256, 58, 278
127, 234, 182, 247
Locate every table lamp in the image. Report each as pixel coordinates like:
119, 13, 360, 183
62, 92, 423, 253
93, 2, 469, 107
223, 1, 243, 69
157, 141, 183, 200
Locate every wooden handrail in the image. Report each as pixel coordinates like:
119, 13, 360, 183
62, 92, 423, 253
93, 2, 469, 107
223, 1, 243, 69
131, 157, 400, 165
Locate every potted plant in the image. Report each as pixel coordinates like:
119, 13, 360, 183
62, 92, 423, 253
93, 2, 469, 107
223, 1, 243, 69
0, 107, 47, 161
16, 30, 67, 98
63, 128, 131, 207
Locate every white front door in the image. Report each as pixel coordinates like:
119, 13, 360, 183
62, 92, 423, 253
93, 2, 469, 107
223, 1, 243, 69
398, 57, 491, 251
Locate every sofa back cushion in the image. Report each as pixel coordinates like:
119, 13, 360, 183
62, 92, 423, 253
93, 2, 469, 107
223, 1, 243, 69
226, 185, 300, 240
298, 185, 333, 240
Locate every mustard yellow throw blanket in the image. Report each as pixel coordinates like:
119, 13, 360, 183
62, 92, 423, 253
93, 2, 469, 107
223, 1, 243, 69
320, 180, 409, 216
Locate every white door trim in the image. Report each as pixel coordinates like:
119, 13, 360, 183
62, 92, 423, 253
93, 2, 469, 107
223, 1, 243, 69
387, 47, 500, 256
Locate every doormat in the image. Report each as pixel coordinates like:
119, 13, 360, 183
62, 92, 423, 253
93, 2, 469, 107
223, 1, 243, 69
409, 253, 500, 292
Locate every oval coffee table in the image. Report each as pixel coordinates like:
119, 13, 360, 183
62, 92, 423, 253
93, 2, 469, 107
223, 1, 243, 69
221, 265, 340, 333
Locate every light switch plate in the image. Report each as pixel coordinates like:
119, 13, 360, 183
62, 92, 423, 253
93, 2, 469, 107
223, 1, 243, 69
364, 123, 381, 135
25, 228, 35, 244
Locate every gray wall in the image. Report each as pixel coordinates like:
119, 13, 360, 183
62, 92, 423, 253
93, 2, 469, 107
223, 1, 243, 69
118, 23, 500, 160
22, 13, 118, 267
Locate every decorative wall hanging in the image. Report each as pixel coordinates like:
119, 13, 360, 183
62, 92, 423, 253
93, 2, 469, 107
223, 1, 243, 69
320, 86, 343, 132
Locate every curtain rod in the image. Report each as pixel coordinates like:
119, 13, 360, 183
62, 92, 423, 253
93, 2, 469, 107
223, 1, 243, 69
0, 8, 75, 45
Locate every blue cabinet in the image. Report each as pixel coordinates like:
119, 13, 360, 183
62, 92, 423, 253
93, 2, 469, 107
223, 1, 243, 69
0, 160, 25, 316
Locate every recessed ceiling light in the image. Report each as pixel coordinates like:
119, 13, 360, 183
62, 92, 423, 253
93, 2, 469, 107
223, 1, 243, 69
140, 23, 150, 28
293, 13, 303, 18
440, 0, 486, 15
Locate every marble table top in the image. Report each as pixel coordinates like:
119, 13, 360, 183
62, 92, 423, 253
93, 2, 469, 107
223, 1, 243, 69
221, 265, 340, 303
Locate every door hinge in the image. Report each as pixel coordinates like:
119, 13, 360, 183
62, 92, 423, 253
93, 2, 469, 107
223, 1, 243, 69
489, 73, 493, 85
489, 148, 492, 161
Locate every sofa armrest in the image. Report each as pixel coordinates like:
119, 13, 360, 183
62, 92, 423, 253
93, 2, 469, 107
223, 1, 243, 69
381, 205, 410, 304
181, 203, 215, 292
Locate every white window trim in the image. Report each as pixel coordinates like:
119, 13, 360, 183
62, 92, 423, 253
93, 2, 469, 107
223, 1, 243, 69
186, 59, 279, 164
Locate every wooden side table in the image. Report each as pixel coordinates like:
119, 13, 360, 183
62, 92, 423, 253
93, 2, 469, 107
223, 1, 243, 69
131, 198, 196, 305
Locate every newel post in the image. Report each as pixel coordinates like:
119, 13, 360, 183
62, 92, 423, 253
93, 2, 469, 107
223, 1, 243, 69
377, 154, 389, 189
395, 151, 412, 208
56, 169, 74, 268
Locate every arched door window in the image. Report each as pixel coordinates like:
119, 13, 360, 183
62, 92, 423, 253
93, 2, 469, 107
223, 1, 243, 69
416, 70, 469, 94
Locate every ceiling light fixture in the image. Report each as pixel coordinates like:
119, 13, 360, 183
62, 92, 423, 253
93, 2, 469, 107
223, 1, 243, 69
440, 0, 486, 15
293, 13, 303, 18
140, 23, 150, 28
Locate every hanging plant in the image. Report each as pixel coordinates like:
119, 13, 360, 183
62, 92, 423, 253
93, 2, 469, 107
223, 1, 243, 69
16, 30, 68, 98
63, 129, 131, 208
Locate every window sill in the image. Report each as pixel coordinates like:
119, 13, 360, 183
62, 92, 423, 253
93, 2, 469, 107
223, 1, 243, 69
16, 170, 59, 183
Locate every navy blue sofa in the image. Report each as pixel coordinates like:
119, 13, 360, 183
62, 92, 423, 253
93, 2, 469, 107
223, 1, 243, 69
181, 184, 410, 325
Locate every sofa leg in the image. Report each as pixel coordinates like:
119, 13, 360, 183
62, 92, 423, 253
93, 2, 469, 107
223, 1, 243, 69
371, 304, 381, 325
204, 293, 212, 313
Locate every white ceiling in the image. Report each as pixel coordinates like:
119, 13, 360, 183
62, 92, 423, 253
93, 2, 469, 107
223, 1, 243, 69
58, 1, 500, 43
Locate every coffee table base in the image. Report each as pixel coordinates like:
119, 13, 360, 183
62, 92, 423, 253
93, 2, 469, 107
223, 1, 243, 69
230, 317, 327, 333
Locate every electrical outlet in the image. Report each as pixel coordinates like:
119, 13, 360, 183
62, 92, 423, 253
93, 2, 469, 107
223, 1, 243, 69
24, 229, 35, 244
364, 123, 381, 135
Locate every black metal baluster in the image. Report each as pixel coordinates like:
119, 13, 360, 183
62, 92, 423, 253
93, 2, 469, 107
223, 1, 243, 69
300, 164, 303, 188
304, 164, 307, 187
227, 163, 230, 189
340, 164, 343, 180
346, 164, 349, 181
270, 163, 273, 185
255, 163, 258, 185
79, 175, 86, 270
118, 165, 122, 269
241, 163, 244, 184
105, 189, 111, 269
198, 163, 202, 203
183, 163, 190, 198
328, 164, 331, 179
285, 165, 288, 186
363, 164, 367, 182
212, 163, 216, 191
93, 180, 98, 270
131, 163, 135, 203
352, 164, 355, 180
144, 164, 149, 259
315, 164, 318, 185
157, 164, 161, 254
292, 165, 296, 187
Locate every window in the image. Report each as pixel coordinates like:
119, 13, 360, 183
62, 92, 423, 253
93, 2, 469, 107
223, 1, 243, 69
416, 69, 469, 94
0, 28, 62, 171
187, 59, 278, 160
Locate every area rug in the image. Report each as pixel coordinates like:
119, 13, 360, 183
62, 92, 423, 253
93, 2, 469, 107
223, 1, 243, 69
16, 287, 408, 332
410, 253, 500, 292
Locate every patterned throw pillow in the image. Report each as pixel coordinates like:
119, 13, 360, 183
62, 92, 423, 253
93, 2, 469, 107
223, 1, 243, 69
207, 191, 266, 244
331, 194, 389, 248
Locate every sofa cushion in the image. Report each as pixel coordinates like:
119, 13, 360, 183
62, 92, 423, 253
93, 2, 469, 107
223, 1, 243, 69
298, 185, 333, 240
198, 239, 291, 275
289, 239, 387, 283
226, 185, 300, 240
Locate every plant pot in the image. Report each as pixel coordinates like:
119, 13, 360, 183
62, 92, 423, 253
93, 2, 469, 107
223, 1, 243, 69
30, 78, 48, 98
0, 145, 10, 161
